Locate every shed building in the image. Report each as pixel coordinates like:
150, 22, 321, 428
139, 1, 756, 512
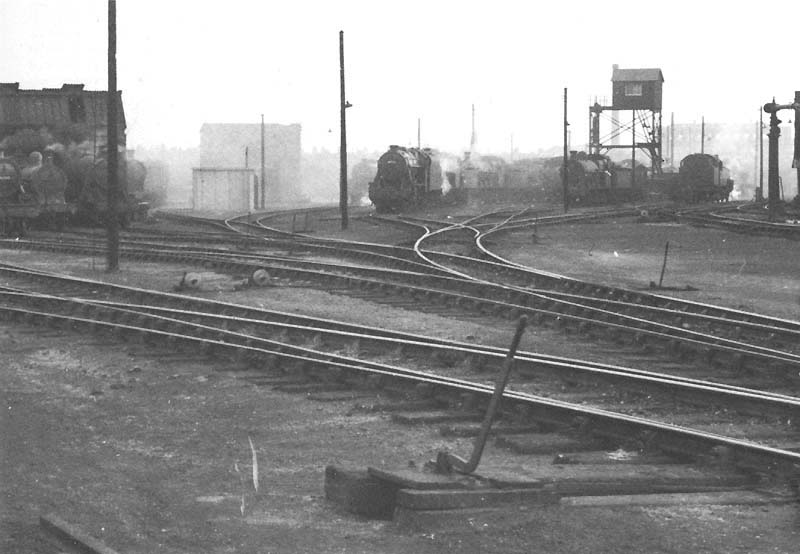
611, 67, 664, 111
0, 82, 126, 159
192, 167, 255, 211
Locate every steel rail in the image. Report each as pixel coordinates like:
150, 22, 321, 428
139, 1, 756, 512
1, 295, 799, 471
42, 294, 800, 413
2, 255, 799, 370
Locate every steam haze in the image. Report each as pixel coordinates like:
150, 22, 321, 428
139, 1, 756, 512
3, 0, 796, 157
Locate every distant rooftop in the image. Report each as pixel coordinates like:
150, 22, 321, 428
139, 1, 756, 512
0, 83, 125, 129
611, 68, 664, 82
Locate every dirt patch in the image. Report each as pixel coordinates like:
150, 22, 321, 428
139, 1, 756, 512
2, 214, 800, 553
493, 218, 800, 320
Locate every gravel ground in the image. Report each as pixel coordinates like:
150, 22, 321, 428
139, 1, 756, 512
2, 212, 799, 553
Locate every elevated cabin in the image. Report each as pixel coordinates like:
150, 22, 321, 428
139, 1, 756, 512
611, 67, 663, 111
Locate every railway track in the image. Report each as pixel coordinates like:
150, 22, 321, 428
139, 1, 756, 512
408, 211, 800, 362
668, 202, 800, 240
5, 207, 800, 380
1, 264, 799, 485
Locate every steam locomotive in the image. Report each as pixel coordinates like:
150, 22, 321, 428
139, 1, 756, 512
670, 153, 733, 202
0, 150, 148, 236
368, 145, 445, 212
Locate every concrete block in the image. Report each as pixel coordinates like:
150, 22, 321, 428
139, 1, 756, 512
324, 465, 398, 519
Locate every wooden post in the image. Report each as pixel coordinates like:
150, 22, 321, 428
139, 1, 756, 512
339, 31, 349, 230
562, 88, 569, 213
260, 114, 266, 208
759, 107, 764, 202
106, 0, 119, 272
631, 111, 636, 198
701, 116, 705, 155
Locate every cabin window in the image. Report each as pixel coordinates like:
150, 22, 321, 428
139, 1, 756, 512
624, 83, 643, 97
68, 96, 87, 122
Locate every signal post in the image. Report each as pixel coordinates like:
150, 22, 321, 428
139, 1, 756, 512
762, 93, 800, 222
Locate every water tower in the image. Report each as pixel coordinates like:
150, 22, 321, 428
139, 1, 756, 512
589, 65, 664, 174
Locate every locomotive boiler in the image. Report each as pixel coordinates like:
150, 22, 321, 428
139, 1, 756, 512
368, 145, 444, 213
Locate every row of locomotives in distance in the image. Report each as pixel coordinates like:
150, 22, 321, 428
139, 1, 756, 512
456, 150, 731, 206
368, 145, 446, 213
0, 147, 149, 236
453, 150, 646, 206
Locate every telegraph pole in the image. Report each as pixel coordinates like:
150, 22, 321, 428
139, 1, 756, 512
562, 88, 569, 213
631, 111, 636, 194
260, 114, 265, 208
795, 91, 800, 197
670, 112, 674, 167
339, 30, 350, 230
417, 118, 421, 149
759, 107, 764, 201
700, 116, 705, 155
106, 0, 119, 271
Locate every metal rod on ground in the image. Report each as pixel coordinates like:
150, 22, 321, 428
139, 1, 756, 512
106, 0, 119, 272
658, 240, 670, 288
436, 316, 528, 474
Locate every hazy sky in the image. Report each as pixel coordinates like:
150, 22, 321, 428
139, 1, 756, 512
2, 0, 797, 156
